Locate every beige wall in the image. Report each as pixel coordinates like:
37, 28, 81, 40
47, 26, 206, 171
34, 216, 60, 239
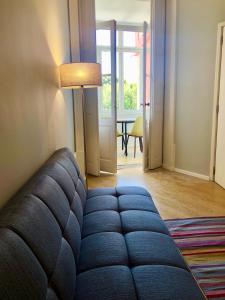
166, 0, 225, 176
0, 0, 74, 207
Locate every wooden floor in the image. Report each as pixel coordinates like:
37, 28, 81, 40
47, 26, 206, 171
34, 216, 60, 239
117, 138, 142, 167
88, 167, 225, 220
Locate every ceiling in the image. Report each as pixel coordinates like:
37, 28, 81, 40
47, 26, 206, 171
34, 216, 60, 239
95, 0, 150, 24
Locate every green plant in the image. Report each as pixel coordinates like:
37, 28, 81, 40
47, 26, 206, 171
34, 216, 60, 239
124, 81, 137, 110
101, 76, 138, 110
102, 75, 111, 109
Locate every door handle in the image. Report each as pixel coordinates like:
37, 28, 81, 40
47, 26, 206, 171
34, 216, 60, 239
140, 102, 150, 107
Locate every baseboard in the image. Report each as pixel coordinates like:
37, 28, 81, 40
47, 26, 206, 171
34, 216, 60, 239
174, 168, 210, 181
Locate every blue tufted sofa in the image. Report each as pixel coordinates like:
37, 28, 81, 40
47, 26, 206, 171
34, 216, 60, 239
0, 148, 205, 300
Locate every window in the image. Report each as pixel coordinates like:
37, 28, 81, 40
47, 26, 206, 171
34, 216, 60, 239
96, 30, 111, 46
97, 28, 144, 117
123, 52, 140, 110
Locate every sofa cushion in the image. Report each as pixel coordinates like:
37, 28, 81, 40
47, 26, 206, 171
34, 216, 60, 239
118, 195, 158, 213
125, 231, 187, 270
50, 149, 87, 207
120, 210, 169, 234
0, 229, 48, 300
49, 238, 77, 300
87, 188, 116, 199
87, 186, 149, 199
116, 186, 150, 196
75, 266, 136, 300
84, 195, 118, 215
0, 195, 63, 276
46, 288, 59, 300
41, 153, 86, 227
132, 265, 205, 300
82, 211, 122, 238
78, 232, 128, 273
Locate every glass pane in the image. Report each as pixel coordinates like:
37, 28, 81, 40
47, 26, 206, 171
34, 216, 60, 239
96, 30, 110, 46
101, 51, 111, 110
116, 52, 120, 110
123, 31, 136, 47
102, 51, 111, 74
146, 31, 151, 105
123, 52, 141, 110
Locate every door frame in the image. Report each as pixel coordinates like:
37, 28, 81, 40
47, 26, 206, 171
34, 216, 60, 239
210, 22, 225, 181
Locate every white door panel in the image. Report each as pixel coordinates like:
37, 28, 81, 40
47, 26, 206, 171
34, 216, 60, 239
84, 89, 100, 176
97, 20, 117, 173
99, 124, 116, 171
143, 22, 152, 171
215, 27, 225, 188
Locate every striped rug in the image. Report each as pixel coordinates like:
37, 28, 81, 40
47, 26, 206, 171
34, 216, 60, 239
165, 217, 225, 300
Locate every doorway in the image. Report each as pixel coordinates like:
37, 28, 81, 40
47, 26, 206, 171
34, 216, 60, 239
94, 0, 165, 175
116, 26, 147, 169
96, 24, 150, 170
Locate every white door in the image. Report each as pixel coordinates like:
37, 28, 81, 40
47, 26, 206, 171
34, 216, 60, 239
97, 21, 117, 173
215, 27, 225, 188
143, 21, 151, 171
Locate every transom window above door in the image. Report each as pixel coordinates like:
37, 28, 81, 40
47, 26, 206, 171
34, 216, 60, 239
96, 27, 144, 118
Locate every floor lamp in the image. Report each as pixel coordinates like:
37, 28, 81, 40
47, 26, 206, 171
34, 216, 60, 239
59, 62, 102, 181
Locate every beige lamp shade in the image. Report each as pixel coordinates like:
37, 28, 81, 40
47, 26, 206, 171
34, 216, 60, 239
60, 63, 102, 89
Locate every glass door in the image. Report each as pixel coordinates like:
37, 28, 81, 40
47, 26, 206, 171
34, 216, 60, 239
116, 27, 145, 166
143, 21, 151, 171
96, 20, 117, 173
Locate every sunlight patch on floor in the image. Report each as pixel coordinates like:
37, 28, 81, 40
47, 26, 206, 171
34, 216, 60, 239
117, 137, 142, 168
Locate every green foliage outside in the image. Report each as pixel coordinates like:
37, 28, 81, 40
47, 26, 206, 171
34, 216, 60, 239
102, 75, 137, 110
124, 81, 137, 110
102, 75, 111, 109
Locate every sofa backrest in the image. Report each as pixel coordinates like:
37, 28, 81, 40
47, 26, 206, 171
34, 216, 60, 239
0, 148, 86, 300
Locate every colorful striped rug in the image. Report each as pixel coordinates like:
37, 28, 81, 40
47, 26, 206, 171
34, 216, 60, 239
165, 217, 225, 300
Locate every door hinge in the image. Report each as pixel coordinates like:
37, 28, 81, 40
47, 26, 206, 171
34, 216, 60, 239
213, 166, 216, 176
221, 35, 224, 46
216, 104, 220, 114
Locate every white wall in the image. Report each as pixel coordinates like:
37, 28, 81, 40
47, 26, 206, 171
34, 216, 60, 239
164, 0, 225, 176
95, 0, 150, 23
0, 0, 74, 207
